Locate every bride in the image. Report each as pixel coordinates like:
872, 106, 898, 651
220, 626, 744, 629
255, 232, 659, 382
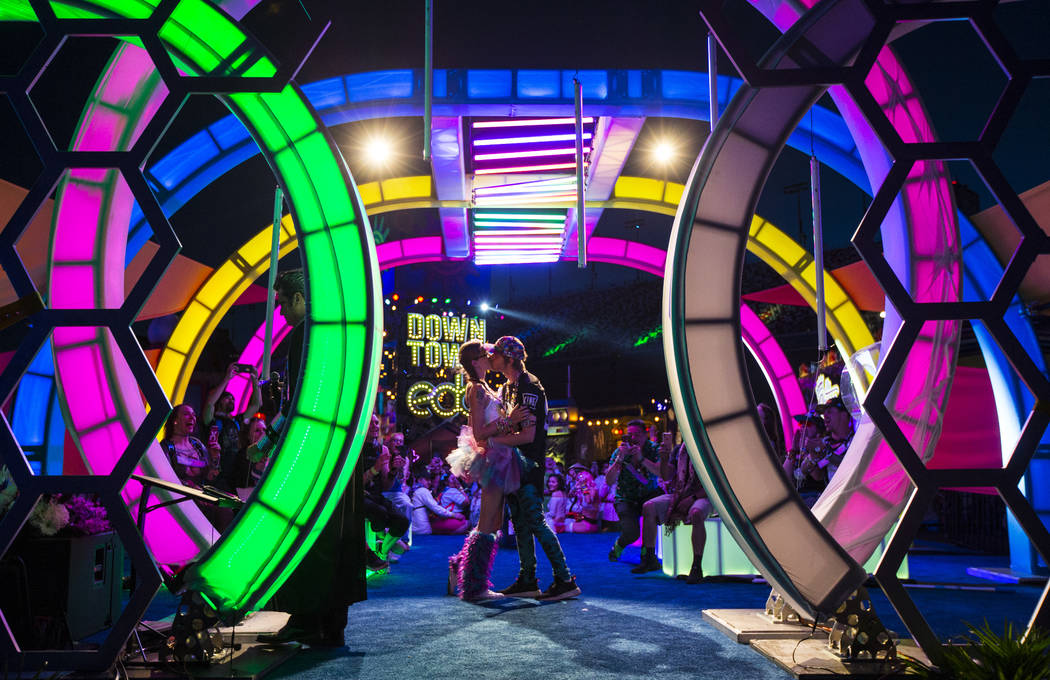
446, 339, 523, 601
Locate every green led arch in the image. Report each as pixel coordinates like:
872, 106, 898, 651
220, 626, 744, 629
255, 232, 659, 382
40, 0, 381, 617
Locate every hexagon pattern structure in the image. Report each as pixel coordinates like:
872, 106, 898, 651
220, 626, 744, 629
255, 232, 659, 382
0, 0, 324, 671
698, 0, 1050, 660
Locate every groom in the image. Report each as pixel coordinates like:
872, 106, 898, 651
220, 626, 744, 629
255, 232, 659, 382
487, 336, 581, 600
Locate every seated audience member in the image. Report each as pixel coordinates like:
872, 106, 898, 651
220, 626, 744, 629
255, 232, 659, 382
201, 363, 262, 491
411, 474, 468, 535
243, 416, 271, 489
543, 473, 568, 532
818, 397, 855, 481
565, 469, 601, 533
361, 415, 412, 566
595, 461, 619, 531
378, 431, 413, 538
784, 412, 828, 507
635, 439, 712, 582
438, 474, 470, 519
162, 404, 221, 489
606, 420, 664, 562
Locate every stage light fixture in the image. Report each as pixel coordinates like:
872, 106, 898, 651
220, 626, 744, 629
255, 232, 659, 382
480, 302, 490, 311
365, 136, 394, 166
653, 140, 676, 164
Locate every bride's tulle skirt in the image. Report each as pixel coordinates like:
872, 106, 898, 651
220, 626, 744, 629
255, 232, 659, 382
446, 426, 521, 493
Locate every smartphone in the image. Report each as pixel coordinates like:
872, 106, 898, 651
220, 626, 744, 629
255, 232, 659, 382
233, 363, 253, 373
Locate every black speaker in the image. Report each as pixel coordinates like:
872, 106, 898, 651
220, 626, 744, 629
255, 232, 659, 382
2, 532, 124, 648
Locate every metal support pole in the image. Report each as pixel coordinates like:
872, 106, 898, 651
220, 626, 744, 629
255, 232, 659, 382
263, 186, 283, 377
707, 33, 718, 128
574, 78, 586, 268
423, 0, 433, 161
810, 155, 828, 352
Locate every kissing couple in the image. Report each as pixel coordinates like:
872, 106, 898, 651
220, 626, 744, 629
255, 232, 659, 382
445, 336, 581, 602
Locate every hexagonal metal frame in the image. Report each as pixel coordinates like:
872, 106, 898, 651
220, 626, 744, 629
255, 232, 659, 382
0, 0, 329, 671
687, 0, 1050, 660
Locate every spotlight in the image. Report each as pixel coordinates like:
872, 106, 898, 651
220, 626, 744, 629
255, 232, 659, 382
444, 298, 451, 304
392, 293, 399, 301
653, 140, 676, 165
480, 302, 490, 311
364, 136, 394, 166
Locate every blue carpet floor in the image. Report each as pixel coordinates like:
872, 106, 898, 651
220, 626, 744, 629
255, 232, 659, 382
262, 533, 1044, 679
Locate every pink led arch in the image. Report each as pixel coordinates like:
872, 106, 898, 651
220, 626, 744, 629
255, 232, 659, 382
228, 236, 804, 445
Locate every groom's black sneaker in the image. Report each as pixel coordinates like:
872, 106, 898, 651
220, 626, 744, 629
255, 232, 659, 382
536, 576, 581, 601
499, 575, 541, 598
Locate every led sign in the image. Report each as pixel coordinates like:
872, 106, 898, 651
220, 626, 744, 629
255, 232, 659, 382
403, 311, 486, 418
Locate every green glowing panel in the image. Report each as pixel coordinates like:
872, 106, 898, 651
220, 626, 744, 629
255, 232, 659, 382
273, 148, 324, 231
298, 133, 355, 225
197, 505, 296, 610
258, 418, 331, 509
337, 326, 366, 427
1, 0, 38, 21
243, 57, 276, 78
301, 237, 342, 323
262, 90, 317, 144
51, 0, 154, 19
328, 225, 367, 322
232, 94, 289, 153
160, 0, 274, 76
297, 325, 347, 425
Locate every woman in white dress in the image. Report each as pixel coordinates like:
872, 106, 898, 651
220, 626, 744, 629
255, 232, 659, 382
446, 340, 523, 600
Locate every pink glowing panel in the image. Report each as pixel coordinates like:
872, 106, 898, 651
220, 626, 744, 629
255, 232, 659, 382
52, 182, 103, 262
57, 342, 118, 431
78, 421, 129, 475
77, 108, 126, 152
50, 265, 98, 308
585, 237, 665, 277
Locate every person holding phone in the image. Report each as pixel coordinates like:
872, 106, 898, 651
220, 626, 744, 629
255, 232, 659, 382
201, 361, 262, 490
605, 420, 664, 565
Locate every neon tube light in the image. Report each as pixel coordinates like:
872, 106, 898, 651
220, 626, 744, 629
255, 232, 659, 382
473, 212, 565, 221
474, 147, 587, 161
475, 257, 560, 265
475, 161, 588, 175
472, 117, 594, 128
473, 133, 592, 146
473, 220, 566, 228
473, 177, 577, 194
474, 193, 579, 205
471, 228, 564, 236
473, 241, 563, 248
